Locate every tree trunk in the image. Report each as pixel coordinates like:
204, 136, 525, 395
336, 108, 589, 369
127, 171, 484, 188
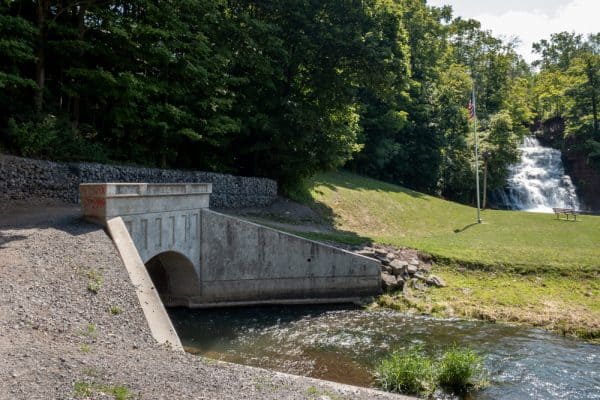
71, 3, 89, 132
35, 0, 48, 115
591, 83, 598, 138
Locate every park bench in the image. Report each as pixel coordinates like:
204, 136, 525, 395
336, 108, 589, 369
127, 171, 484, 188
552, 207, 579, 221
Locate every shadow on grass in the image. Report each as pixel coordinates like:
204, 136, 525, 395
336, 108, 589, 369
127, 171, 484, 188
309, 170, 428, 200
453, 223, 479, 234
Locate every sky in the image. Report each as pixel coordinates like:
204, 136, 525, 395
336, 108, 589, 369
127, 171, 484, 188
427, 0, 600, 63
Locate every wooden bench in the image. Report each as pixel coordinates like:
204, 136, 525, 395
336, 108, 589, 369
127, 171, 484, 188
552, 208, 579, 221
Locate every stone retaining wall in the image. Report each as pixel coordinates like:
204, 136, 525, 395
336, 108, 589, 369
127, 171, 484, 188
0, 154, 277, 208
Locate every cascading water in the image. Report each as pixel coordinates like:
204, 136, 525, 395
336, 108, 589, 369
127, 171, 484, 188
494, 136, 580, 213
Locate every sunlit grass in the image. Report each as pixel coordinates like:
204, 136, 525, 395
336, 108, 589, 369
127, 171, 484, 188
287, 170, 600, 339
291, 171, 600, 275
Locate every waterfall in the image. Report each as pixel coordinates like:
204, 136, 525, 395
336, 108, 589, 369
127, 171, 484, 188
494, 136, 580, 213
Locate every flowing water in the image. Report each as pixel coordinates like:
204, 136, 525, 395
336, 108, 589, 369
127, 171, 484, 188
493, 137, 580, 212
169, 305, 600, 399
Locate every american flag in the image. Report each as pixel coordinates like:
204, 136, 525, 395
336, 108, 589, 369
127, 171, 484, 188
468, 99, 475, 120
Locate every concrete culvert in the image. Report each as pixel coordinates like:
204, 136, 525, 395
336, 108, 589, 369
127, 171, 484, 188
145, 251, 199, 307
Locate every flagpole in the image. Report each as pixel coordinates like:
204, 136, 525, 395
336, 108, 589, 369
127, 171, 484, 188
472, 84, 482, 224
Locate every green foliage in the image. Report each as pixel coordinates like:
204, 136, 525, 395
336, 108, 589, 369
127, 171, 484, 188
109, 305, 123, 315
437, 346, 485, 391
532, 32, 600, 171
7, 115, 107, 162
585, 139, 600, 168
82, 323, 98, 339
481, 111, 522, 191
0, 1, 592, 191
375, 345, 486, 396
73, 380, 133, 400
375, 346, 435, 395
86, 269, 103, 294
7, 116, 58, 158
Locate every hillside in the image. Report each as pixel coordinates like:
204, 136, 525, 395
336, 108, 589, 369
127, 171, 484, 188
274, 171, 600, 340
290, 171, 600, 276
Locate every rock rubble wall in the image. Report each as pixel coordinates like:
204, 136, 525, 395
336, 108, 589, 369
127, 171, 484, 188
0, 154, 277, 208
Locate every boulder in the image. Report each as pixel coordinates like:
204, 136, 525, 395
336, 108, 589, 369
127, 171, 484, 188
381, 273, 399, 292
374, 248, 388, 257
356, 250, 377, 259
395, 276, 405, 290
426, 275, 446, 288
406, 264, 418, 275
389, 259, 408, 276
414, 271, 427, 281
418, 264, 431, 273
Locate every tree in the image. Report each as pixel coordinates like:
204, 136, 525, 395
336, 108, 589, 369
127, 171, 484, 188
480, 111, 522, 193
532, 31, 583, 71
0, 2, 37, 126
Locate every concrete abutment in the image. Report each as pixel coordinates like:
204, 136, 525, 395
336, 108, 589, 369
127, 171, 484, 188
81, 182, 381, 339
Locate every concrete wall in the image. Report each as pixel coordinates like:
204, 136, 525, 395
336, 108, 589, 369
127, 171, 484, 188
194, 210, 381, 306
0, 154, 276, 208
80, 183, 382, 308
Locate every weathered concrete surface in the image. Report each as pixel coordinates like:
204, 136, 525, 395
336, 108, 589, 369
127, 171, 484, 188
195, 210, 381, 307
80, 183, 382, 308
80, 183, 210, 276
106, 216, 182, 350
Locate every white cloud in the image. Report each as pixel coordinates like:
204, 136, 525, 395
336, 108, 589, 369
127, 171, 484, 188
472, 0, 600, 63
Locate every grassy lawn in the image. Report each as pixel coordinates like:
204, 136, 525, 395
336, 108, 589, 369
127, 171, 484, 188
287, 171, 600, 339
290, 171, 600, 276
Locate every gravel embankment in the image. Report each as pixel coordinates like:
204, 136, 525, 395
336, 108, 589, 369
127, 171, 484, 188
0, 201, 408, 400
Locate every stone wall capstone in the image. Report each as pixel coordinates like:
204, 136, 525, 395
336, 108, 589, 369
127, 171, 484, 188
0, 154, 277, 208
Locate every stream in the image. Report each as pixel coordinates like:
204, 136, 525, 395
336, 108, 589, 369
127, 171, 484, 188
169, 305, 599, 399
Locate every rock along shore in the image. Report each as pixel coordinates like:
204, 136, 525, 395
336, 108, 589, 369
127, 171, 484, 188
0, 200, 410, 400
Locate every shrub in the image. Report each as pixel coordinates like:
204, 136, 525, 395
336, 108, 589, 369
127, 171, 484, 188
7, 116, 59, 158
437, 345, 484, 391
375, 346, 435, 395
7, 115, 107, 162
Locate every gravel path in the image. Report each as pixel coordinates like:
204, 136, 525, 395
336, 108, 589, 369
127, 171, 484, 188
0, 201, 408, 400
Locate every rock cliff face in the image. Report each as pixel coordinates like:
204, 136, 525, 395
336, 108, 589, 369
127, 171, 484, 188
535, 117, 600, 212
563, 148, 600, 212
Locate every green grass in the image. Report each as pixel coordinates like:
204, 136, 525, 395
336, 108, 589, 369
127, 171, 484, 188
286, 171, 600, 339
375, 345, 486, 396
290, 171, 600, 276
73, 381, 133, 399
437, 346, 485, 391
109, 305, 123, 315
376, 267, 600, 340
86, 268, 104, 294
375, 346, 435, 395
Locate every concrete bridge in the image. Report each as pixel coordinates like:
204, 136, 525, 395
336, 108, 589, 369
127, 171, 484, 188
80, 183, 381, 310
